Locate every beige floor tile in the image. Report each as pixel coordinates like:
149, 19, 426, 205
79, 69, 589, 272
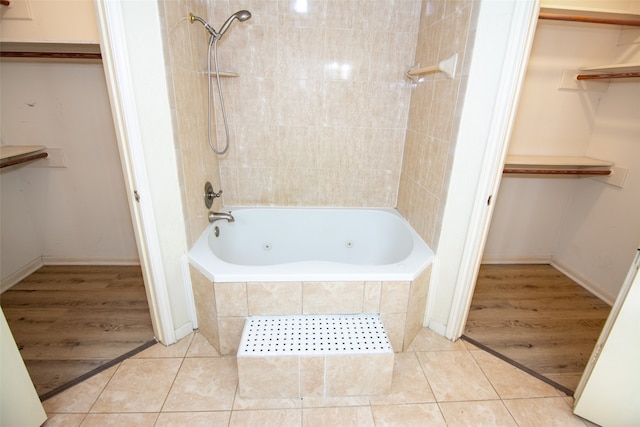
91, 358, 182, 413
186, 332, 220, 358
407, 328, 467, 352
471, 350, 560, 398
133, 333, 192, 358
503, 397, 589, 427
301, 395, 371, 408
155, 411, 230, 426
232, 388, 302, 411
303, 406, 375, 427
80, 412, 158, 427
370, 352, 436, 406
44, 364, 119, 414
43, 413, 86, 427
371, 403, 447, 426
229, 409, 302, 427
439, 400, 518, 426
417, 350, 499, 402
162, 357, 238, 411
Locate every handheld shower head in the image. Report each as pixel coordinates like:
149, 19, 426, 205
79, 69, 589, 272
217, 10, 252, 38
189, 10, 251, 39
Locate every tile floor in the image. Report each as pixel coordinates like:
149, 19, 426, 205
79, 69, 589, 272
42, 328, 596, 426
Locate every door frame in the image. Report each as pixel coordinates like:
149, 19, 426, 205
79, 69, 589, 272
94, 0, 177, 345
426, 0, 540, 339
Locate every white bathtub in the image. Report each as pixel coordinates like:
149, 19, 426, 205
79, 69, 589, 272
188, 208, 434, 282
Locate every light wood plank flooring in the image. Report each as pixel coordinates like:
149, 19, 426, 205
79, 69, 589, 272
0, 265, 155, 398
463, 264, 611, 393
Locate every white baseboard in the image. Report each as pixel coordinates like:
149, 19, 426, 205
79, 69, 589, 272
0, 257, 44, 293
42, 257, 140, 265
551, 260, 615, 306
174, 322, 194, 342
481, 256, 552, 264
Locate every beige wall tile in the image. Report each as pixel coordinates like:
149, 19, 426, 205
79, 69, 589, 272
325, 354, 394, 397
380, 281, 411, 314
300, 356, 325, 398
381, 312, 407, 352
237, 356, 299, 399
363, 281, 381, 312
214, 282, 248, 317
218, 316, 246, 355
190, 266, 220, 352
247, 282, 303, 315
303, 282, 364, 314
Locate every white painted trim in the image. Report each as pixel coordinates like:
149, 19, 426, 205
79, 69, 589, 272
481, 256, 553, 264
0, 257, 43, 293
425, 0, 540, 341
94, 0, 175, 345
445, 0, 539, 340
174, 321, 195, 342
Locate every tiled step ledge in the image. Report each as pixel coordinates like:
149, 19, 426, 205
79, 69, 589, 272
237, 314, 394, 399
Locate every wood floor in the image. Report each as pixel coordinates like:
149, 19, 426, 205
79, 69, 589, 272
0, 265, 155, 398
464, 264, 611, 393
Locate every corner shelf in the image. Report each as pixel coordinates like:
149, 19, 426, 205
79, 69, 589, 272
503, 155, 613, 175
0, 146, 48, 168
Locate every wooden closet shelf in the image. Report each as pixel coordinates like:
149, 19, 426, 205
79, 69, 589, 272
0, 146, 48, 168
0, 42, 101, 60
503, 155, 613, 176
576, 63, 640, 80
539, 7, 640, 27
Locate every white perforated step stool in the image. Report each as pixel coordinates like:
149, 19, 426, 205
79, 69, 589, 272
237, 314, 394, 399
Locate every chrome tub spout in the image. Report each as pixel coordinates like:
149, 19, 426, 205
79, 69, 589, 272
209, 211, 235, 223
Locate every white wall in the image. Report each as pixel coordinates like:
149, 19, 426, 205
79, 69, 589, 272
0, 0, 98, 43
0, 60, 138, 287
483, 20, 640, 303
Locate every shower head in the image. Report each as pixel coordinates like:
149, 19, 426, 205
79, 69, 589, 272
217, 10, 252, 38
189, 10, 251, 40
189, 13, 217, 37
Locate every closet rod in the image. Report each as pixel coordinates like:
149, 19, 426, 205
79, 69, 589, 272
538, 12, 640, 27
0, 51, 102, 60
577, 71, 640, 80
503, 168, 611, 176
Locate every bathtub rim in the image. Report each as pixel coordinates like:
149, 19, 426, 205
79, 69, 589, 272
187, 207, 434, 283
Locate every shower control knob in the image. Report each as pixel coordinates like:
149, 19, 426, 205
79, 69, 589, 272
204, 182, 222, 209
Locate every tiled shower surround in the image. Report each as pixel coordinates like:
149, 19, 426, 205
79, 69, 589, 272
190, 265, 432, 355
160, 0, 476, 250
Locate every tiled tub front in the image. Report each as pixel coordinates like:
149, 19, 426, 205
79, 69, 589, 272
190, 265, 432, 355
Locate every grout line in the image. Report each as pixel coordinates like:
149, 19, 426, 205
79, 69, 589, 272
40, 339, 157, 402
461, 335, 574, 396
